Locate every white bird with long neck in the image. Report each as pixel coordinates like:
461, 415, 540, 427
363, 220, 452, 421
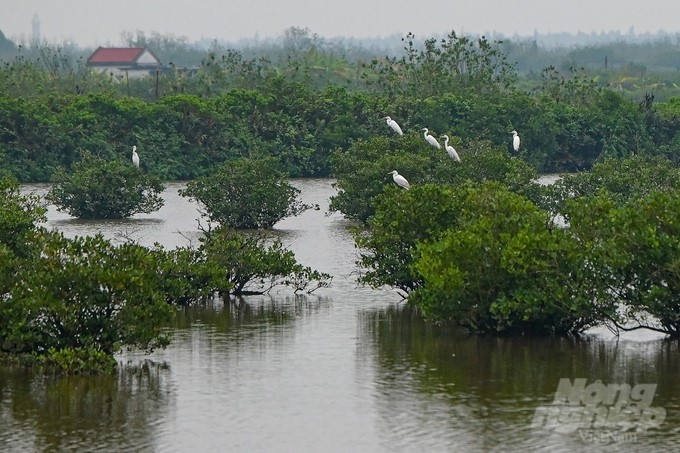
440, 135, 461, 162
388, 170, 410, 190
131, 145, 140, 167
383, 116, 404, 136
422, 128, 441, 149
511, 130, 520, 153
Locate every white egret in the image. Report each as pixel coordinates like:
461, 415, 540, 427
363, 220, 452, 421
511, 130, 520, 153
440, 135, 461, 162
422, 128, 441, 149
388, 170, 410, 190
383, 116, 404, 136
131, 145, 140, 167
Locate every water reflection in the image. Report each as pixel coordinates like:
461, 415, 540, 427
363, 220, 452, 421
359, 304, 680, 452
170, 295, 331, 335
23, 181, 204, 249
0, 361, 172, 452
11, 177, 680, 451
145, 295, 385, 452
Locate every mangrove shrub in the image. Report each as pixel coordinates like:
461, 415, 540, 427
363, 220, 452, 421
47, 152, 165, 219
199, 226, 332, 295
180, 157, 309, 229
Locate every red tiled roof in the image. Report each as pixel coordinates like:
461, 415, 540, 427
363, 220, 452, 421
87, 47, 146, 64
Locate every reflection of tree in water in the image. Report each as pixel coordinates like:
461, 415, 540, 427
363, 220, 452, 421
160, 294, 332, 362
0, 360, 172, 451
358, 305, 680, 451
171, 295, 331, 332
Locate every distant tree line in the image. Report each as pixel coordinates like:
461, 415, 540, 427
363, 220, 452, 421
2, 29, 680, 182
5, 26, 680, 98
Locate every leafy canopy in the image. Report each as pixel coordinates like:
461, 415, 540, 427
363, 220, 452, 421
410, 183, 611, 336
180, 157, 309, 229
47, 152, 165, 219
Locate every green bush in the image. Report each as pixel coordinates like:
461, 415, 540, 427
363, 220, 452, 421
0, 231, 174, 356
330, 135, 541, 225
565, 191, 680, 336
0, 174, 45, 256
410, 184, 611, 335
47, 152, 165, 219
150, 245, 221, 305
180, 157, 308, 229
543, 155, 680, 213
198, 226, 332, 295
40, 347, 118, 375
356, 183, 465, 293
360, 178, 680, 337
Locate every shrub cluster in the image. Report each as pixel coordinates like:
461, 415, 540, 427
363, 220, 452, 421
354, 156, 680, 337
0, 170, 331, 374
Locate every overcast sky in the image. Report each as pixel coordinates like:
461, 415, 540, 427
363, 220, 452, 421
3, 0, 680, 47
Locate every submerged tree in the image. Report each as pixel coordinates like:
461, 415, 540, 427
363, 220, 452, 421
180, 157, 309, 229
410, 183, 612, 335
0, 176, 174, 374
198, 226, 332, 296
47, 152, 165, 219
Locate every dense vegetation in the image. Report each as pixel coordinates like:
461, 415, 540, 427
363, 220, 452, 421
180, 157, 310, 229
0, 175, 331, 374
3, 30, 680, 183
47, 152, 165, 219
353, 155, 680, 337
4, 27, 680, 358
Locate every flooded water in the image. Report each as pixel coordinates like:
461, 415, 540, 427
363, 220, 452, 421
3, 179, 680, 452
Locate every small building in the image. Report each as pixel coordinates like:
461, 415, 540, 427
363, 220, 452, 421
87, 47, 161, 79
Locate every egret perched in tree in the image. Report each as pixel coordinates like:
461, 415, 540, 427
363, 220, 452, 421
388, 170, 410, 190
422, 128, 441, 149
440, 135, 461, 162
131, 145, 140, 167
511, 130, 520, 153
383, 116, 404, 136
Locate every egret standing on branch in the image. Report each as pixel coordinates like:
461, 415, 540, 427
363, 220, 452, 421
131, 145, 140, 168
388, 170, 410, 190
422, 128, 441, 149
511, 130, 520, 154
383, 116, 404, 136
440, 135, 461, 162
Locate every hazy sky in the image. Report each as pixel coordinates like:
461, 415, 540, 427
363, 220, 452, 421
3, 0, 680, 46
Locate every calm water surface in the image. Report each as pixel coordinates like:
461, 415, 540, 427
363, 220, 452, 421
2, 179, 680, 452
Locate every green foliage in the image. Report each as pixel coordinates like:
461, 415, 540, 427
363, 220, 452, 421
0, 174, 46, 256
544, 155, 680, 213
180, 157, 308, 229
616, 193, 680, 335
564, 191, 680, 336
329, 134, 435, 223
533, 67, 654, 171
361, 31, 517, 97
0, 172, 332, 373
39, 347, 118, 375
0, 30, 670, 183
1, 175, 175, 369
356, 184, 465, 293
150, 245, 220, 305
0, 45, 111, 100
47, 152, 165, 219
0, 231, 173, 357
410, 184, 610, 335
330, 135, 540, 224
199, 226, 332, 295
359, 175, 680, 337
